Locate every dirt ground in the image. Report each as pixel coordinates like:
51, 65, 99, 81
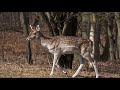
0, 31, 120, 78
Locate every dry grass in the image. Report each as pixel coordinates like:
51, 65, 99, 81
0, 31, 120, 78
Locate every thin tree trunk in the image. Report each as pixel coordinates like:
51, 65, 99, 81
100, 19, 109, 61
40, 12, 54, 36
77, 13, 82, 37
94, 15, 100, 61
114, 19, 119, 60
20, 12, 32, 64
45, 12, 60, 36
81, 13, 90, 39
107, 13, 115, 60
115, 12, 120, 60
89, 13, 100, 61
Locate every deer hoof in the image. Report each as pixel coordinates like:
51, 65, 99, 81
50, 72, 53, 76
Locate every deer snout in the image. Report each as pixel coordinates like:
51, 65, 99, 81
26, 37, 30, 41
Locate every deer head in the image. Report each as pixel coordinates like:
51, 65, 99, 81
26, 25, 43, 41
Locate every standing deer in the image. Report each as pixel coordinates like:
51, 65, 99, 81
26, 25, 99, 78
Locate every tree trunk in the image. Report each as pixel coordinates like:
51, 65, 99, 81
40, 12, 54, 36
20, 12, 32, 64
45, 12, 60, 36
94, 14, 101, 61
100, 19, 109, 61
89, 13, 100, 61
107, 13, 115, 60
77, 13, 82, 37
115, 12, 120, 60
113, 19, 119, 60
81, 13, 90, 39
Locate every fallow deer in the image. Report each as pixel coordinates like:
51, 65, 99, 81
26, 25, 99, 78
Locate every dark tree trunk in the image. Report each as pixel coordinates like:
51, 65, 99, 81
94, 14, 101, 61
40, 12, 56, 36
107, 13, 115, 60
81, 13, 90, 39
20, 12, 32, 64
115, 12, 120, 60
89, 13, 100, 61
113, 19, 119, 60
100, 21, 109, 61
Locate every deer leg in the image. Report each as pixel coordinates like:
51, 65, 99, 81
50, 53, 60, 76
55, 56, 67, 75
87, 56, 99, 78
55, 56, 60, 68
72, 55, 84, 78
92, 61, 99, 78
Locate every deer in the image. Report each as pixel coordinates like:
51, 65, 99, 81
26, 25, 99, 78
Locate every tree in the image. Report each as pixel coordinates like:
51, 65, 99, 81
99, 13, 109, 61
89, 13, 100, 61
115, 12, 120, 60
94, 13, 101, 61
20, 12, 32, 64
81, 12, 91, 39
107, 12, 115, 60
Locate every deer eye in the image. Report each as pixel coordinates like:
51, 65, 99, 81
32, 27, 35, 29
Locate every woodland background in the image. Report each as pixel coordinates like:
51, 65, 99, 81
0, 12, 120, 78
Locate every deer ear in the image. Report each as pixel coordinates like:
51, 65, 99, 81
36, 25, 40, 31
30, 25, 33, 29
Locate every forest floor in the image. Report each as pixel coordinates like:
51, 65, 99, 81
0, 31, 120, 78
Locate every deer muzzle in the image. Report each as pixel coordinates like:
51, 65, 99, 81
26, 37, 30, 41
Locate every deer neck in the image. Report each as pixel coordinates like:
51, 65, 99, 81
39, 35, 57, 50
